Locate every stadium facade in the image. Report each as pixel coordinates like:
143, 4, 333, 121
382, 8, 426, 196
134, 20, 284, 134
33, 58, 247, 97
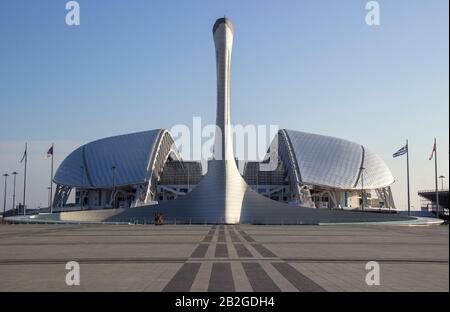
53, 129, 396, 212
44, 18, 409, 224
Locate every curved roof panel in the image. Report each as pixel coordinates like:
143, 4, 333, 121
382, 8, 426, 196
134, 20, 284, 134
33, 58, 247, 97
54, 130, 161, 188
359, 147, 395, 189
53, 145, 84, 187
283, 130, 394, 189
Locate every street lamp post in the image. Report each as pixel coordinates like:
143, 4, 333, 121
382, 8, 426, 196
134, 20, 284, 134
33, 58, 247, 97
439, 175, 445, 191
80, 166, 84, 210
187, 164, 190, 192
12, 172, 18, 215
3, 174, 9, 220
47, 187, 51, 211
256, 165, 259, 194
111, 166, 116, 208
359, 166, 365, 211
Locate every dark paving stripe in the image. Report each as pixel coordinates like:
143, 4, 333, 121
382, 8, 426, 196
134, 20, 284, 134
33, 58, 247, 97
280, 258, 450, 264
3, 257, 445, 266
29, 234, 207, 237
211, 225, 217, 230
252, 244, 277, 258
208, 263, 235, 292
229, 231, 240, 242
0, 241, 201, 246
271, 262, 326, 292
215, 244, 228, 257
190, 244, 209, 258
0, 258, 188, 265
234, 244, 253, 258
218, 231, 226, 242
238, 230, 256, 242
207, 230, 215, 235
248, 233, 421, 237
162, 263, 201, 292
242, 262, 281, 292
243, 241, 449, 246
202, 235, 213, 242
0, 226, 92, 238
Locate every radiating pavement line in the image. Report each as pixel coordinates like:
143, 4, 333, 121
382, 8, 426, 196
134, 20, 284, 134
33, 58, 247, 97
242, 262, 281, 292
227, 243, 239, 259
208, 263, 235, 292
223, 226, 237, 259
202, 235, 213, 242
231, 262, 253, 291
217, 231, 226, 242
190, 262, 213, 292
229, 231, 241, 242
190, 244, 209, 258
272, 262, 326, 292
215, 243, 229, 258
162, 263, 202, 292
251, 244, 277, 258
260, 262, 298, 292
232, 228, 263, 258
234, 243, 253, 258
238, 230, 256, 242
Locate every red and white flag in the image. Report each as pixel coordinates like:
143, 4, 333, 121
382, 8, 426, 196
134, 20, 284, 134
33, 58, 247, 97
429, 141, 436, 160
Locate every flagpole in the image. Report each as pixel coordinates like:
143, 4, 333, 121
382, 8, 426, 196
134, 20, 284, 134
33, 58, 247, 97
434, 138, 439, 218
23, 142, 27, 216
406, 139, 411, 216
50, 144, 54, 214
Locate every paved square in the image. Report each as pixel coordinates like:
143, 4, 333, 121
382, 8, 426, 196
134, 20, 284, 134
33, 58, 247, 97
0, 223, 447, 291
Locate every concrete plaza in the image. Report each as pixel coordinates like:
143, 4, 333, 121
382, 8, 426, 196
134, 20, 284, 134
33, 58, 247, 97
0, 223, 448, 292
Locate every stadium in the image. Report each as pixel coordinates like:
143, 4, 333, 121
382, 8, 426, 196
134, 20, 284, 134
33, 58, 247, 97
53, 129, 395, 213
24, 17, 412, 224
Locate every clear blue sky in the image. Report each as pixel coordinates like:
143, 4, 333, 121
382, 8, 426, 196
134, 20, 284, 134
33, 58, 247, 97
0, 0, 448, 210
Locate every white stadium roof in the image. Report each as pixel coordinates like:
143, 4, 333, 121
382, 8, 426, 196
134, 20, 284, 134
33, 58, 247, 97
282, 130, 394, 190
54, 130, 161, 188
54, 128, 394, 191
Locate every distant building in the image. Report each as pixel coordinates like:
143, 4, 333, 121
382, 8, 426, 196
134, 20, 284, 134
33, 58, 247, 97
418, 189, 449, 218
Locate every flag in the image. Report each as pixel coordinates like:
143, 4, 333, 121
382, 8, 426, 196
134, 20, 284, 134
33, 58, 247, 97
20, 144, 27, 163
45, 145, 54, 159
429, 141, 436, 160
393, 145, 408, 158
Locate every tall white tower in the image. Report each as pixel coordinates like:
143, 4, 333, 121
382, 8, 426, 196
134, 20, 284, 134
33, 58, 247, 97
209, 17, 247, 223
213, 17, 234, 161
148, 18, 250, 223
